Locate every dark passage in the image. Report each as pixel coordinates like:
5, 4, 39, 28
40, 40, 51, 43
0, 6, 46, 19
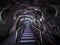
0, 0, 60, 45
16, 23, 37, 45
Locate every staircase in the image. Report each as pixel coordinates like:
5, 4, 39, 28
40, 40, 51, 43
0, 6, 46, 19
17, 24, 37, 45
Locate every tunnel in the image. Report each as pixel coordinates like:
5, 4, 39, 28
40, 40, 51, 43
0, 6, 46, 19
0, 0, 60, 45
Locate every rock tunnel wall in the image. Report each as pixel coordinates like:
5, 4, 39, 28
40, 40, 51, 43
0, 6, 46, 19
0, 0, 60, 43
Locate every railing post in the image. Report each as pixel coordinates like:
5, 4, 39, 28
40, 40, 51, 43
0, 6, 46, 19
40, 31, 43, 45
15, 31, 18, 40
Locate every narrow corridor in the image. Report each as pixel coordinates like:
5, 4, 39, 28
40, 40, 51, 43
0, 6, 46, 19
0, 0, 60, 45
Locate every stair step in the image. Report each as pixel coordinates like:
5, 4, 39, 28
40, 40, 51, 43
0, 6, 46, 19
24, 30, 32, 31
24, 30, 32, 32
24, 31, 32, 33
22, 35, 34, 37
21, 37, 35, 40
21, 37, 35, 39
23, 33, 33, 35
20, 43, 37, 45
18, 24, 37, 45
20, 40, 36, 43
23, 32, 33, 34
21, 38, 35, 40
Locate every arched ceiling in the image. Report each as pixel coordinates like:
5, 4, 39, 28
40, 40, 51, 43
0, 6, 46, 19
0, 0, 59, 24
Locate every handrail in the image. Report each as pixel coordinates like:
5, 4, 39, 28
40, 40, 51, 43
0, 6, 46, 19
15, 26, 23, 32
15, 26, 24, 40
33, 26, 41, 32
32, 25, 43, 45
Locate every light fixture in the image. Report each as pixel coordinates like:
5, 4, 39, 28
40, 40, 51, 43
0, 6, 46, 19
14, 16, 16, 20
40, 18, 42, 21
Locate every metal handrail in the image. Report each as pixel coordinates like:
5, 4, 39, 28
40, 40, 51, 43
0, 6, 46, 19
32, 25, 43, 45
33, 26, 41, 32
15, 26, 24, 40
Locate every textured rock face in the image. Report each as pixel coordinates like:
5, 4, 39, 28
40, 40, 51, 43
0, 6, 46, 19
0, 0, 60, 44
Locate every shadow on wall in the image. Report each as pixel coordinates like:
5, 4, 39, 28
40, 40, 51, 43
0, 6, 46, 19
0, 9, 14, 42
55, 10, 60, 28
46, 7, 56, 17
0, 22, 8, 42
